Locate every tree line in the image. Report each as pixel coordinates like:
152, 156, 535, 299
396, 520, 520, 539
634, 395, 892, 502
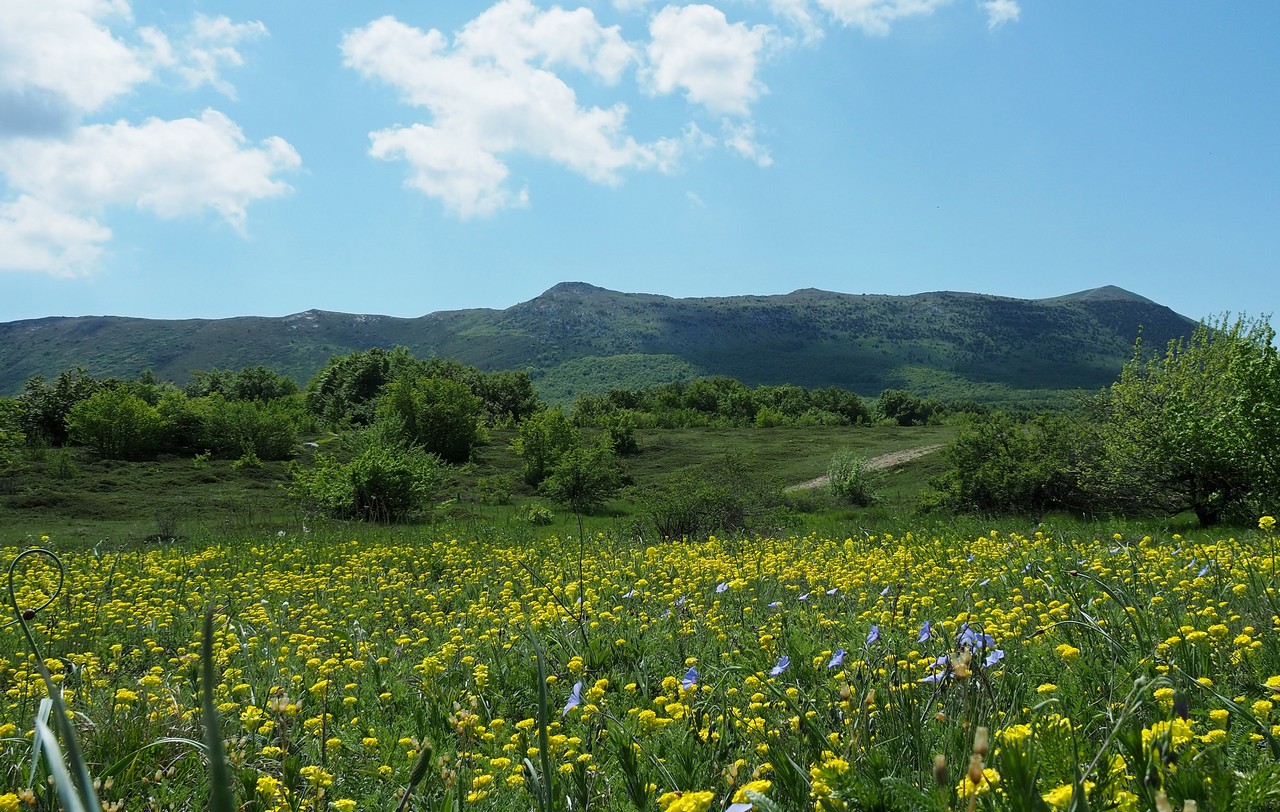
929, 315, 1280, 526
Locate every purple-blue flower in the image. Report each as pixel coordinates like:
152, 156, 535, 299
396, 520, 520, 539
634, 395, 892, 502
866, 625, 880, 645
984, 649, 1005, 668
676, 595, 687, 607
826, 587, 838, 596
828, 648, 846, 669
798, 592, 810, 601
880, 585, 891, 596
563, 681, 583, 716
716, 581, 729, 593
682, 666, 699, 690
770, 655, 790, 677
767, 600, 781, 608
918, 621, 932, 643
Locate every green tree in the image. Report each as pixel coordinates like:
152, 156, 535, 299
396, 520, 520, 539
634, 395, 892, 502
877, 389, 941, 426
511, 407, 581, 486
305, 347, 428, 427
19, 367, 103, 445
0, 398, 25, 471
376, 376, 486, 464
1092, 315, 1280, 525
927, 411, 1097, 516
66, 389, 162, 459
539, 440, 622, 514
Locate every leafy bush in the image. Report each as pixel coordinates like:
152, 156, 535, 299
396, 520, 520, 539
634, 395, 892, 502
511, 407, 580, 486
1089, 315, 1280, 525
376, 375, 486, 464
827, 450, 881, 507
0, 398, 25, 472
644, 452, 784, 539
288, 441, 445, 522
927, 411, 1099, 516
66, 388, 162, 459
199, 396, 301, 460
538, 441, 622, 514
19, 367, 103, 445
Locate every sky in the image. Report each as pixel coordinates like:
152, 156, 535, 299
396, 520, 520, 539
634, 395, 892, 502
0, 1, 1277, 324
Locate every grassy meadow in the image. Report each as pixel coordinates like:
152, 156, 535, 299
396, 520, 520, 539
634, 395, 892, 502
3, 514, 1280, 811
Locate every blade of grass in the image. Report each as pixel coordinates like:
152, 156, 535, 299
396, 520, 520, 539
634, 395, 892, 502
201, 607, 235, 812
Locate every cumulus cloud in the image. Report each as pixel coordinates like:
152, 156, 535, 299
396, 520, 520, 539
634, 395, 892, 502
0, 0, 297, 276
0, 0, 155, 118
342, 2, 685, 217
0, 111, 300, 229
980, 0, 1020, 29
643, 5, 774, 116
0, 196, 111, 276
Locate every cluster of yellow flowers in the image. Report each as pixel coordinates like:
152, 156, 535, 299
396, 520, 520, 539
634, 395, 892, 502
1, 523, 1276, 808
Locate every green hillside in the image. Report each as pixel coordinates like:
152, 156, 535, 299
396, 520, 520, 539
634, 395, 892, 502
0, 283, 1195, 403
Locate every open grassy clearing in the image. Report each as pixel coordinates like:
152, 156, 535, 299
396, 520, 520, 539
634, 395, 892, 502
0, 425, 958, 546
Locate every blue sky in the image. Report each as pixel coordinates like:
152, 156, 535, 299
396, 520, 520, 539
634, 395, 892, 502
1, 0, 1276, 324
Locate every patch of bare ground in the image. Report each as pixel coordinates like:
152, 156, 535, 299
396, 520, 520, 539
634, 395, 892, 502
786, 444, 944, 492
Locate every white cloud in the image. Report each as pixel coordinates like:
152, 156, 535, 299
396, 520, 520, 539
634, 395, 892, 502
342, 3, 683, 217
722, 120, 773, 167
814, 0, 951, 36
0, 0, 154, 117
0, 110, 300, 230
0, 196, 111, 276
174, 15, 269, 97
980, 0, 1020, 30
0, 1, 295, 276
643, 5, 773, 116
766, 0, 825, 43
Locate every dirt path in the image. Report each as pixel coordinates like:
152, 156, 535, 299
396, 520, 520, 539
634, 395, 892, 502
786, 444, 944, 492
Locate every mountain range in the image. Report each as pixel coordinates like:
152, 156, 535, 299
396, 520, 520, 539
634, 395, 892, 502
0, 283, 1197, 404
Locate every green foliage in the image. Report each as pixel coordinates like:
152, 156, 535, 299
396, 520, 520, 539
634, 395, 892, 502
571, 377, 872, 430
521, 503, 555, 525
376, 375, 487, 464
19, 367, 103, 445
197, 395, 301, 461
643, 451, 784, 539
927, 412, 1096, 516
474, 369, 542, 426
600, 410, 639, 455
827, 450, 881, 507
511, 407, 580, 486
877, 389, 943, 426
65, 389, 162, 460
0, 398, 25, 471
305, 347, 425, 428
538, 440, 622, 514
185, 365, 299, 401
1090, 315, 1280, 525
288, 439, 445, 522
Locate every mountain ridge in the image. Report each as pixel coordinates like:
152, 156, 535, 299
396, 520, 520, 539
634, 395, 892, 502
0, 284, 1197, 404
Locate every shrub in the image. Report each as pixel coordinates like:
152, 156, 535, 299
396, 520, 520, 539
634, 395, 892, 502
288, 441, 445, 522
827, 450, 881, 507
376, 375, 487, 464
511, 407, 580, 486
538, 441, 622, 515
66, 389, 162, 459
644, 452, 784, 539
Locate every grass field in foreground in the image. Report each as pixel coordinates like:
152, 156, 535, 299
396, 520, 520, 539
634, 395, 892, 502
3, 519, 1279, 811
